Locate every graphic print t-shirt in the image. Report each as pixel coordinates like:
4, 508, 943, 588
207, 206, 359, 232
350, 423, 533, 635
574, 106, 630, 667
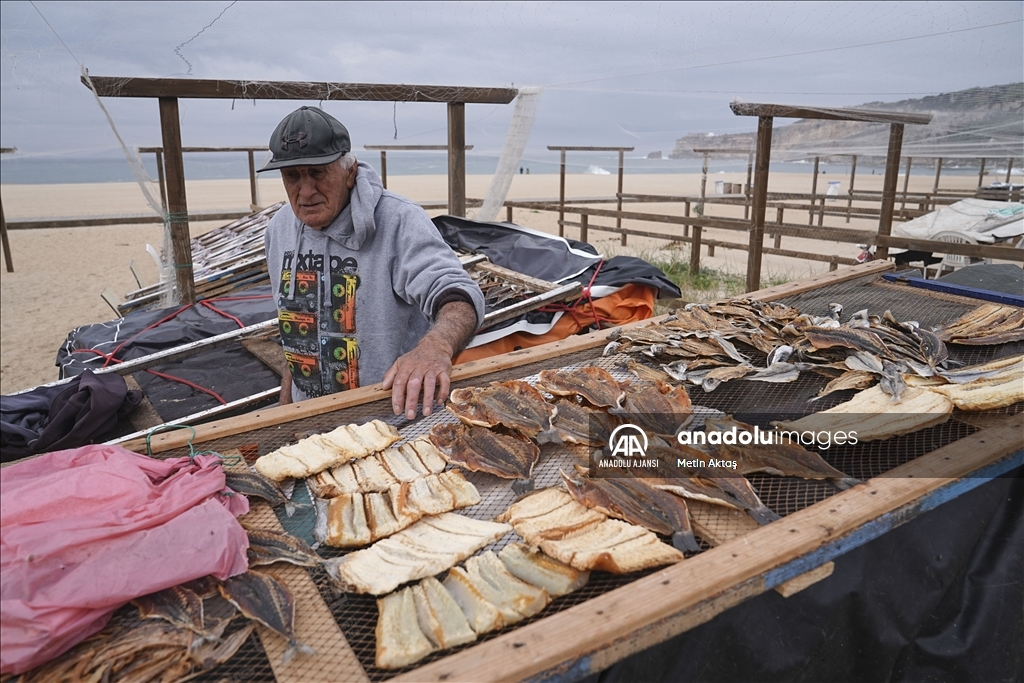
277, 249, 360, 398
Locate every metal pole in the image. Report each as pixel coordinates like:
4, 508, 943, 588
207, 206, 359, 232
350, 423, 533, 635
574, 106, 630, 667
447, 103, 466, 217
746, 116, 772, 293
744, 152, 753, 221
617, 149, 626, 246
900, 156, 912, 215
558, 149, 566, 237
876, 123, 905, 262
380, 150, 388, 189
158, 96, 196, 305
809, 156, 819, 225
846, 155, 857, 223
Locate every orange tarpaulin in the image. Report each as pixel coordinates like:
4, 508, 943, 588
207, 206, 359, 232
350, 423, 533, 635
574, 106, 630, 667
455, 284, 657, 364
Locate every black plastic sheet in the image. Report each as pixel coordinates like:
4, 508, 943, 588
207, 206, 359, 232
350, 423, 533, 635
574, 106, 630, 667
582, 468, 1023, 683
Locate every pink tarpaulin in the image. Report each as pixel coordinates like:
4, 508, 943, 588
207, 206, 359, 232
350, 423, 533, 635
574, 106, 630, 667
0, 445, 250, 674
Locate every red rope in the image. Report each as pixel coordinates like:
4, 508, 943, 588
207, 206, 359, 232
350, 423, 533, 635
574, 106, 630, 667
539, 259, 609, 330
199, 300, 245, 329
102, 305, 191, 368
70, 348, 227, 405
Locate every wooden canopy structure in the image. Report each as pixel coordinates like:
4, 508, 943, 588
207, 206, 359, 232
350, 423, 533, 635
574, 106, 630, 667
83, 76, 518, 304
730, 102, 932, 292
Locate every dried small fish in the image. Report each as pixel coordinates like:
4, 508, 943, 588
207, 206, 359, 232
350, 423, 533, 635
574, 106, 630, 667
814, 369, 876, 400
803, 327, 892, 359
845, 351, 884, 374
620, 359, 671, 383
448, 380, 560, 443
746, 361, 802, 383
535, 366, 625, 408
185, 623, 256, 674
219, 570, 315, 665
246, 528, 321, 568
224, 470, 303, 516
700, 364, 755, 392
766, 344, 794, 365
132, 586, 205, 635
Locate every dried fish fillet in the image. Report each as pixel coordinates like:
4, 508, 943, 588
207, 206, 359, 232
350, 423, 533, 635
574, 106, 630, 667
936, 303, 1024, 345
414, 577, 476, 649
325, 513, 511, 595
922, 372, 1024, 411
320, 472, 479, 547
219, 570, 315, 665
224, 470, 301, 516
612, 380, 694, 436
814, 370, 876, 399
550, 398, 615, 446
776, 385, 953, 442
379, 438, 447, 481
376, 587, 435, 669
444, 567, 506, 634
461, 552, 549, 623
498, 543, 590, 597
499, 488, 682, 573
255, 420, 400, 481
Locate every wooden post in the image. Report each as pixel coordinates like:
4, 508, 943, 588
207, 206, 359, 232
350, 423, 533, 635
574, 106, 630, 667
158, 97, 196, 305
0, 194, 12, 273
1006, 158, 1014, 184
846, 155, 857, 223
617, 149, 626, 246
900, 156, 912, 215
447, 103, 466, 217
977, 158, 986, 188
247, 149, 258, 210
380, 150, 388, 189
580, 213, 589, 243
506, 205, 513, 223
808, 157, 819, 225
817, 197, 825, 227
744, 152, 753, 221
746, 116, 772, 293
683, 201, 690, 239
774, 207, 784, 249
875, 123, 905, 262
932, 157, 942, 195
558, 149, 566, 237
155, 149, 168, 211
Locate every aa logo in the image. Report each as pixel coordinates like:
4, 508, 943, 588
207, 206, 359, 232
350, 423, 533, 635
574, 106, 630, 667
608, 424, 648, 458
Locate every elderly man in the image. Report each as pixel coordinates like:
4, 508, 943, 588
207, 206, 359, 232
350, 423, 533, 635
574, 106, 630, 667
258, 106, 484, 419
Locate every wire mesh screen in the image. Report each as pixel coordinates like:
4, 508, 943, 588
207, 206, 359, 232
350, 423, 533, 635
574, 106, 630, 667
143, 274, 1020, 682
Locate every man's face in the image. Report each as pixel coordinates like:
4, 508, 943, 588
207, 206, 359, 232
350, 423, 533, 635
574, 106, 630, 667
281, 159, 356, 229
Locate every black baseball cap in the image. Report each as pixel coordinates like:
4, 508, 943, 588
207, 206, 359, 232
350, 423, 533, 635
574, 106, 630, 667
259, 106, 351, 172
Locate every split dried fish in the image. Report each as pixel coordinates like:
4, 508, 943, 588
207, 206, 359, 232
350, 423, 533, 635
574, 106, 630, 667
219, 570, 315, 665
132, 585, 205, 635
535, 366, 626, 408
246, 528, 321, 568
550, 398, 614, 447
429, 422, 541, 490
612, 380, 694, 436
561, 470, 700, 552
936, 303, 1024, 345
448, 380, 561, 443
814, 369, 876, 400
705, 416, 861, 489
224, 470, 303, 517
803, 327, 892, 359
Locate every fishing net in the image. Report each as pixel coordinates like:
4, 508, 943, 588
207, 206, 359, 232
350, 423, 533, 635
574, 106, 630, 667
476, 87, 543, 223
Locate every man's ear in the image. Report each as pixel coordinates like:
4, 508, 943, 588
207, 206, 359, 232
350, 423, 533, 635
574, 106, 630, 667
346, 162, 357, 189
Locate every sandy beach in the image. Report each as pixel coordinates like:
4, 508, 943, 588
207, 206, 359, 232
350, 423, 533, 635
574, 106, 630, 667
0, 169, 986, 394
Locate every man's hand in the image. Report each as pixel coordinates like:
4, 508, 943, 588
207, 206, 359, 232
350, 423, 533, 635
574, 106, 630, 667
383, 300, 477, 420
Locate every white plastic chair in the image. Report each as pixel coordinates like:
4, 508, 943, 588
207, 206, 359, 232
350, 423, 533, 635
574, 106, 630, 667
925, 230, 987, 279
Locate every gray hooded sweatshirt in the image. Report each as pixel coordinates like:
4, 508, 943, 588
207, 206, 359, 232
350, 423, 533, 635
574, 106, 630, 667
265, 161, 485, 401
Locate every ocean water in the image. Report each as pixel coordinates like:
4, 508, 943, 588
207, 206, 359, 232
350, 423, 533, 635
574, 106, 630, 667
0, 151, 973, 185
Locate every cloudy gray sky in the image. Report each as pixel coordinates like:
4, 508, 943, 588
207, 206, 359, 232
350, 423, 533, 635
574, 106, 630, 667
1, 1, 1021, 159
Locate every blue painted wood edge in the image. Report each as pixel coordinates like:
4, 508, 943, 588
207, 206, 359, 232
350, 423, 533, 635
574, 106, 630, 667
763, 448, 1024, 589
881, 273, 1024, 307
